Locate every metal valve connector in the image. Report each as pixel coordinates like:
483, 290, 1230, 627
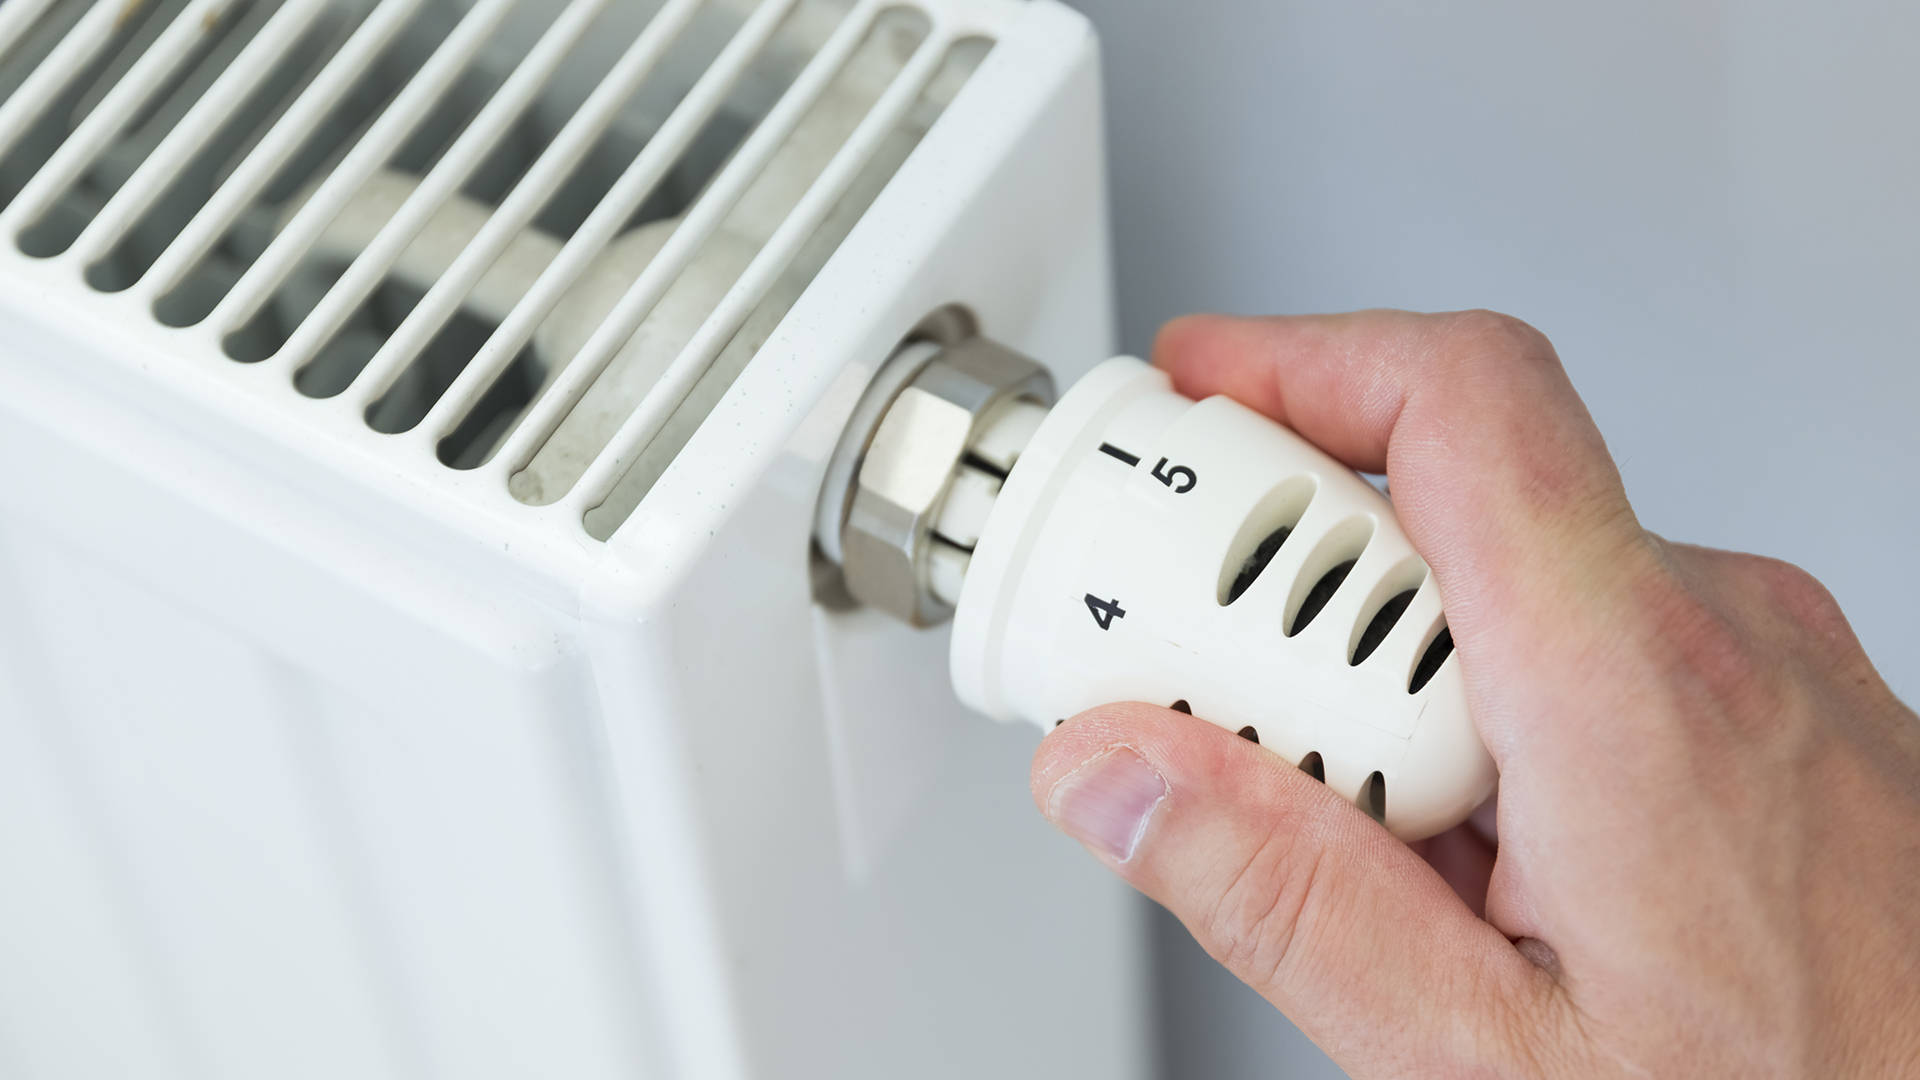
817, 336, 1053, 626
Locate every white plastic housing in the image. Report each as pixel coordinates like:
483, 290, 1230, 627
953, 358, 1497, 839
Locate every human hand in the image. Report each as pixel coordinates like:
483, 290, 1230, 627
1031, 310, 1920, 1077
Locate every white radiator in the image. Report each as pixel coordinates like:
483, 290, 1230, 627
0, 0, 1141, 1077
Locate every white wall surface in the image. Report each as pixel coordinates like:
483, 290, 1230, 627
1059, 1, 1920, 1076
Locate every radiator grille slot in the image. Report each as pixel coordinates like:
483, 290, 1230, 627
0, 0, 199, 212
151, 0, 461, 327
0, 0, 992, 544
577, 29, 990, 539
18, 0, 298, 260
84, 2, 360, 291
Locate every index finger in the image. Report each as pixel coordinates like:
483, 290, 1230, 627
1153, 310, 1660, 742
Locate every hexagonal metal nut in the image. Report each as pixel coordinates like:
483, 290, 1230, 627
842, 338, 1053, 626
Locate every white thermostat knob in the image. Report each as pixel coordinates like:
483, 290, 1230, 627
949, 357, 1496, 839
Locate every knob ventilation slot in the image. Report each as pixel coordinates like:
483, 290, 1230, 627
1349, 556, 1428, 666
1218, 475, 1316, 605
1290, 559, 1353, 636
1235, 725, 1257, 744
1350, 589, 1412, 664
1226, 527, 1287, 604
1284, 514, 1373, 636
1409, 625, 1454, 693
1362, 771, 1385, 824
1297, 751, 1324, 783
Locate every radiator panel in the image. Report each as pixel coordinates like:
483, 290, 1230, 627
0, 372, 648, 1078
0, 1, 1136, 1076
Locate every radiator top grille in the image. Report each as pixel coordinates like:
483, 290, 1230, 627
0, 0, 999, 543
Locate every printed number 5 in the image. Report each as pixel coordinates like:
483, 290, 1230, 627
1152, 457, 1197, 494
1085, 594, 1125, 631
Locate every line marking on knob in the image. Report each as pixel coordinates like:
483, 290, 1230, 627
1098, 442, 1140, 466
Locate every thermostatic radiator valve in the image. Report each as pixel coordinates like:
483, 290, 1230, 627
817, 338, 1497, 841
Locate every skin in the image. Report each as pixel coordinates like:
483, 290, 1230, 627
1031, 310, 1920, 1078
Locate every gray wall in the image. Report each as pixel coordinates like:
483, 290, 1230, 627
1058, 1, 1920, 1076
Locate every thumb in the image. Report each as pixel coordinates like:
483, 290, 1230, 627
1034, 703, 1568, 1077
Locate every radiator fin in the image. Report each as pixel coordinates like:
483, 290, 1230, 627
0, 0, 992, 545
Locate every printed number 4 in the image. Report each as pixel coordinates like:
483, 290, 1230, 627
1152, 457, 1197, 494
1085, 594, 1126, 631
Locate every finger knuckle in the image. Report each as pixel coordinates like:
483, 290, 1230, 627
1715, 552, 1874, 677
1684, 548, 1852, 646
1643, 569, 1769, 704
1198, 821, 1328, 992
1438, 309, 1557, 363
1636, 559, 1850, 762
1748, 556, 1847, 633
